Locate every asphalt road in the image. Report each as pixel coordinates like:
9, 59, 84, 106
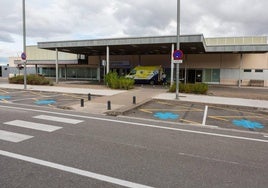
0, 103, 267, 188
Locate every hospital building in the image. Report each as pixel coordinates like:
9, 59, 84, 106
3, 34, 268, 87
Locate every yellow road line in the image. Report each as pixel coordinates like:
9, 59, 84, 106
139, 109, 153, 114
212, 115, 265, 119
208, 116, 229, 122
48, 104, 56, 108
209, 105, 260, 116
0, 99, 9, 103
156, 101, 204, 111
180, 118, 201, 125
63, 93, 83, 99
29, 91, 47, 97
140, 108, 203, 112
0, 89, 9, 94
157, 101, 173, 106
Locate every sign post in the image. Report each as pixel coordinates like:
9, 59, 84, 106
21, 52, 27, 89
22, 0, 27, 89
173, 49, 183, 99
176, 0, 181, 100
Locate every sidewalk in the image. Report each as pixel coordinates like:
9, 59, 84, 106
0, 83, 267, 115
154, 93, 268, 109
0, 83, 125, 96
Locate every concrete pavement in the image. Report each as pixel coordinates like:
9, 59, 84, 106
0, 83, 267, 115
155, 93, 268, 109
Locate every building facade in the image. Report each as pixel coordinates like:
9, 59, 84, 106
9, 35, 268, 87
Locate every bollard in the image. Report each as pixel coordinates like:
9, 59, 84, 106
88, 93, 91, 101
107, 100, 111, 110
81, 99, 84, 107
133, 96, 136, 104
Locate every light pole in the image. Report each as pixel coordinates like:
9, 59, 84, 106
22, 0, 27, 89
175, 0, 180, 99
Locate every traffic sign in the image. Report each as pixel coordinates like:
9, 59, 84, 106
173, 50, 183, 60
21, 52, 27, 60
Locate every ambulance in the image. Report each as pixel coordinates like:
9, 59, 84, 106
126, 65, 163, 85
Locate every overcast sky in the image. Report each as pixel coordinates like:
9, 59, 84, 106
1, 0, 268, 64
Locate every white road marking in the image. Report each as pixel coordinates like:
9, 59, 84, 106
0, 149, 153, 188
4, 120, 62, 132
33, 115, 83, 124
0, 130, 33, 143
1, 104, 268, 143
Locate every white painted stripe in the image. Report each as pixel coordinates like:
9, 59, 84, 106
0, 130, 33, 143
33, 115, 83, 124
0, 149, 153, 188
4, 120, 62, 132
202, 105, 208, 126
1, 104, 268, 143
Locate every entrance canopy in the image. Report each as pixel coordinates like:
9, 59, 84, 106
38, 34, 268, 56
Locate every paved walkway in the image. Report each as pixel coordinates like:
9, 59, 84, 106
0, 83, 267, 115
155, 93, 268, 109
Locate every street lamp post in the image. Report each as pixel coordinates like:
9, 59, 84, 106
175, 0, 180, 99
22, 0, 27, 89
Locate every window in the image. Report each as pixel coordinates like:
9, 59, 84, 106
203, 69, 220, 83
255, 69, 263, 73
244, 69, 251, 72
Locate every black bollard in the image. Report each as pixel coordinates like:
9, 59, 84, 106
81, 99, 84, 107
88, 93, 91, 101
133, 96, 136, 104
107, 100, 111, 110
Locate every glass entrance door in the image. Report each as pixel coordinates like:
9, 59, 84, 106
187, 69, 203, 83
195, 70, 203, 82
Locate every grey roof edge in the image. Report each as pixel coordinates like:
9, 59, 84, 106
205, 44, 268, 53
37, 34, 268, 53
37, 34, 205, 48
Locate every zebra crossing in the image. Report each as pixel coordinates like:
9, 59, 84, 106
0, 115, 84, 143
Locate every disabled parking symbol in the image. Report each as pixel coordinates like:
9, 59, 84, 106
232, 119, 264, 129
0, 96, 11, 100
154, 112, 179, 120
35, 99, 56, 105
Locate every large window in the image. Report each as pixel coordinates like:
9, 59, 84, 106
203, 69, 220, 83
42, 68, 56, 77
62, 67, 98, 80
42, 67, 98, 80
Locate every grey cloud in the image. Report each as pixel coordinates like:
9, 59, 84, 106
1, 0, 268, 59
181, 0, 268, 36
0, 32, 15, 43
113, 0, 176, 36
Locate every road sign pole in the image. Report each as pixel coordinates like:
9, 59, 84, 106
176, 0, 180, 99
22, 0, 27, 90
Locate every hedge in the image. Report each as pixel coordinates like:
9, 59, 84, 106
9, 74, 53, 85
169, 83, 208, 94
105, 72, 134, 90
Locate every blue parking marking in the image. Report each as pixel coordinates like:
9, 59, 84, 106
0, 96, 11, 100
154, 112, 179, 120
232, 119, 264, 129
35, 99, 56, 105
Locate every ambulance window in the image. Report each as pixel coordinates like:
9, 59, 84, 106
129, 70, 136, 75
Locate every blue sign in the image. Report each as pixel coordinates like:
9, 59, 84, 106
232, 119, 264, 129
154, 112, 179, 120
173, 50, 183, 60
21, 52, 26, 60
